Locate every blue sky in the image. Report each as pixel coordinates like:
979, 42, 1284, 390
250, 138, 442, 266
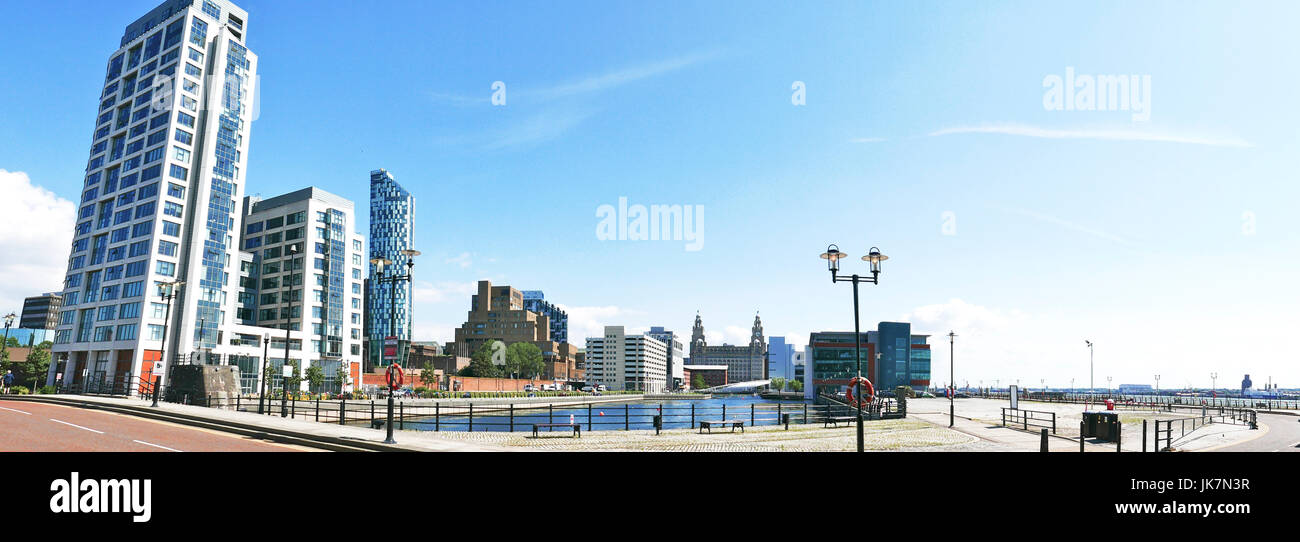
1, 0, 1297, 389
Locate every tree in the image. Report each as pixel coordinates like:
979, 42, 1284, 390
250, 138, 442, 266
466, 341, 503, 378
304, 363, 325, 393
770, 377, 786, 392
692, 374, 706, 390
419, 361, 439, 388
335, 364, 350, 393
789, 379, 803, 392
505, 342, 545, 379
5, 341, 51, 387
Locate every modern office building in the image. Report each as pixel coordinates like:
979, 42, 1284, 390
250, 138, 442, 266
683, 365, 728, 389
238, 187, 367, 392
688, 312, 766, 382
584, 326, 668, 393
646, 326, 685, 391
20, 293, 63, 330
4, 329, 56, 348
522, 290, 568, 344
767, 336, 797, 381
51, 0, 260, 390
449, 280, 580, 380
366, 168, 415, 368
803, 322, 931, 400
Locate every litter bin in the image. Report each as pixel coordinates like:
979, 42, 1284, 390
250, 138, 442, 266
1086, 411, 1119, 441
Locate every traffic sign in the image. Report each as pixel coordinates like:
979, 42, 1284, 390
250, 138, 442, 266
383, 336, 398, 361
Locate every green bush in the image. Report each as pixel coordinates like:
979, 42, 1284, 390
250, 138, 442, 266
8, 386, 31, 395
37, 385, 56, 394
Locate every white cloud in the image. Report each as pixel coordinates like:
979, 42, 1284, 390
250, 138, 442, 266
444, 252, 473, 269
849, 137, 886, 143
1000, 207, 1142, 248
411, 280, 477, 304
929, 123, 1252, 148
529, 50, 723, 101
0, 170, 75, 313
484, 108, 596, 150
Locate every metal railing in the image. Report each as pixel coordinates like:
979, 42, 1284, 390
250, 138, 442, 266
1001, 407, 1056, 434
185, 396, 911, 433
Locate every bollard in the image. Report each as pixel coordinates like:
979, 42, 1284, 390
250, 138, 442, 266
1116, 421, 1122, 452
1040, 428, 1048, 452
1142, 419, 1147, 452
751, 404, 755, 427
624, 404, 629, 431
509, 403, 514, 432
399, 401, 404, 430
1080, 421, 1085, 452
654, 415, 662, 435
587, 403, 592, 431
340, 399, 346, 426
783, 413, 790, 431
315, 398, 320, 422
468, 403, 474, 432
690, 403, 695, 429
435, 403, 440, 431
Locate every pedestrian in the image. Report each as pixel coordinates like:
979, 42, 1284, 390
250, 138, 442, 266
3, 370, 14, 394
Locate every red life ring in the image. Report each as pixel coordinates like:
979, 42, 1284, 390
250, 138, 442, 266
386, 363, 404, 391
844, 376, 875, 407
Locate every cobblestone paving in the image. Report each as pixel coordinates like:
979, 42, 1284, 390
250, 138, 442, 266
408, 419, 980, 451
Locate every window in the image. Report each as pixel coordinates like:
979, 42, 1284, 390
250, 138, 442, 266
244, 236, 262, 249
110, 227, 129, 243
148, 325, 165, 341
172, 147, 190, 164
184, 64, 201, 78
150, 303, 167, 318
131, 222, 153, 238
134, 201, 156, 219
158, 240, 177, 256
138, 182, 159, 199
123, 281, 144, 298
266, 217, 283, 229
162, 221, 180, 237
183, 79, 199, 94
119, 302, 141, 319
265, 232, 281, 244
285, 211, 306, 225
202, 1, 221, 19
156, 261, 176, 276
98, 305, 116, 321
174, 129, 193, 145
177, 111, 195, 128
246, 221, 263, 234
101, 284, 119, 300
144, 147, 165, 164
188, 47, 203, 63
125, 261, 147, 277
181, 95, 197, 111
169, 164, 188, 180
164, 202, 183, 217
167, 183, 185, 198
190, 17, 208, 47
115, 324, 138, 341
150, 112, 169, 129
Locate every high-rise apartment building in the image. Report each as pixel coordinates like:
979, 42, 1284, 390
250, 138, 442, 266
366, 169, 415, 368
585, 326, 668, 393
52, 0, 259, 389
239, 187, 366, 391
21, 293, 63, 330
522, 291, 568, 344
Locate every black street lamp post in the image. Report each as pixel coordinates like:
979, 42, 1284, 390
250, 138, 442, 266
281, 244, 299, 417
155, 281, 184, 404
820, 244, 887, 453
371, 249, 419, 446
258, 334, 270, 414
1, 312, 15, 373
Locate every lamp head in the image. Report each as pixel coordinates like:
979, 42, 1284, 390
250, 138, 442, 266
863, 247, 887, 274
820, 244, 846, 273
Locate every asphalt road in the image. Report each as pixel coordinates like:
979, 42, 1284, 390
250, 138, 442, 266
1219, 413, 1300, 452
0, 400, 304, 452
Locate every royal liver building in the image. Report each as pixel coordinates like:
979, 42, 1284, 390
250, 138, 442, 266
688, 312, 767, 382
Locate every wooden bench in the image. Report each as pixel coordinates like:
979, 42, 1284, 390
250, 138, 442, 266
532, 423, 581, 438
699, 420, 745, 434
825, 416, 858, 428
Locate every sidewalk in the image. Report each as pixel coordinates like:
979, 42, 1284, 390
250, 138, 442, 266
910, 411, 1117, 452
22, 394, 520, 452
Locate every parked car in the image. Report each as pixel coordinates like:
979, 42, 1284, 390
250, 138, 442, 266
523, 384, 536, 392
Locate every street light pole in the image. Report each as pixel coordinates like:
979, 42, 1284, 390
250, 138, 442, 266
155, 281, 183, 403
1, 313, 15, 378
948, 331, 956, 427
820, 244, 886, 454
1155, 374, 1160, 395
1210, 372, 1218, 397
282, 244, 298, 417
258, 334, 270, 414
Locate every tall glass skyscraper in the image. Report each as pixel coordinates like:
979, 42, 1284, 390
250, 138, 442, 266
51, 0, 258, 389
367, 169, 415, 367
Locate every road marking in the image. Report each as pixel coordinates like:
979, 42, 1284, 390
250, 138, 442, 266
132, 439, 182, 452
49, 418, 104, 434
0, 405, 32, 415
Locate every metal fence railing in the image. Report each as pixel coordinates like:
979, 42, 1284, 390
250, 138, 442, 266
976, 391, 1299, 411
174, 395, 910, 434
1001, 408, 1057, 434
